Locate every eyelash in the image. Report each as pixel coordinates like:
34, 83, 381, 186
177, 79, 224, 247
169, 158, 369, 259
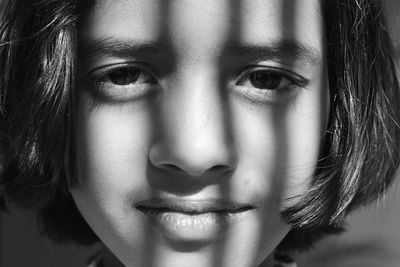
88, 63, 307, 103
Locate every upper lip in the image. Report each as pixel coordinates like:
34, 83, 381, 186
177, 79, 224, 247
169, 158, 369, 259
135, 198, 254, 214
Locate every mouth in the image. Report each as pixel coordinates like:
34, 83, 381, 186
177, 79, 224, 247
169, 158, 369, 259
135, 198, 255, 242
136, 199, 254, 215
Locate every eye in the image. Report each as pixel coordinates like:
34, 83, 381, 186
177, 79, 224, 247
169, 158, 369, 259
237, 69, 294, 90
97, 66, 156, 86
87, 64, 158, 102
235, 67, 308, 102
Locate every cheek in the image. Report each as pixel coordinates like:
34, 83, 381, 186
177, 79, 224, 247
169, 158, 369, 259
71, 94, 160, 264
231, 86, 327, 201
284, 102, 325, 194
73, 93, 157, 218
75, 95, 154, 186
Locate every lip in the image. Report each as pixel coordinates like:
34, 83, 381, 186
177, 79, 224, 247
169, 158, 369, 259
135, 198, 255, 242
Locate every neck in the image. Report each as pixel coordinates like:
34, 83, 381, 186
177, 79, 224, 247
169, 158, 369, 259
101, 246, 125, 267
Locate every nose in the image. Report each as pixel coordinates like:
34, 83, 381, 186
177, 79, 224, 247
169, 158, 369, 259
149, 69, 237, 177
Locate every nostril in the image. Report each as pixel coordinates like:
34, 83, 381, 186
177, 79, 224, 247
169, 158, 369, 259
160, 163, 206, 177
161, 163, 184, 173
158, 163, 233, 177
208, 165, 233, 173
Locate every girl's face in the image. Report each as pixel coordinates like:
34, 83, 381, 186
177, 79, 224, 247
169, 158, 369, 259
72, 0, 328, 266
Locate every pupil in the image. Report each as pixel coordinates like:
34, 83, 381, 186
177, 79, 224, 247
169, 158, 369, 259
250, 70, 282, 89
109, 68, 140, 85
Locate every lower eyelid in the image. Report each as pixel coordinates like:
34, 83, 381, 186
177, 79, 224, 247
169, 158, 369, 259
236, 84, 303, 104
90, 83, 159, 103
84, 71, 159, 103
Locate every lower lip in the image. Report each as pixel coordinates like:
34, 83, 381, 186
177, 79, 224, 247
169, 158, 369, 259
139, 209, 250, 242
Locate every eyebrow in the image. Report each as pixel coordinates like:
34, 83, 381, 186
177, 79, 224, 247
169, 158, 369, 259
222, 40, 321, 66
81, 37, 321, 66
80, 38, 172, 62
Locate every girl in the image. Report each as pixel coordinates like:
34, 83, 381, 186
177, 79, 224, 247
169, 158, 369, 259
1, 0, 400, 266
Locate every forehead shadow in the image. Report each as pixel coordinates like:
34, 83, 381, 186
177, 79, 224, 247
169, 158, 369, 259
76, 0, 323, 68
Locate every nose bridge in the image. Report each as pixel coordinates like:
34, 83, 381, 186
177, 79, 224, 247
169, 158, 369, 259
150, 65, 236, 176
171, 67, 224, 146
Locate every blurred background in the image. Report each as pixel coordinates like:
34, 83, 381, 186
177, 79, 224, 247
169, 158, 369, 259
1, 0, 400, 266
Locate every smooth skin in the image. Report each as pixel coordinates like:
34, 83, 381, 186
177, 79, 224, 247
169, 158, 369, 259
72, 0, 328, 266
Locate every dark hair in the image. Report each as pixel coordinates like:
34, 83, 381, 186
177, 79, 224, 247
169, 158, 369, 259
1, 0, 400, 250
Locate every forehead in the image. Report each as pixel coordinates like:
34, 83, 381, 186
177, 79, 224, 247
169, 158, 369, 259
78, 0, 324, 62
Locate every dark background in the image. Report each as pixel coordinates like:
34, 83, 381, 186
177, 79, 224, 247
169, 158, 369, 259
1, 0, 400, 266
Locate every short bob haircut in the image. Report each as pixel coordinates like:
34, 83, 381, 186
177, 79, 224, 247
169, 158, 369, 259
1, 0, 400, 251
